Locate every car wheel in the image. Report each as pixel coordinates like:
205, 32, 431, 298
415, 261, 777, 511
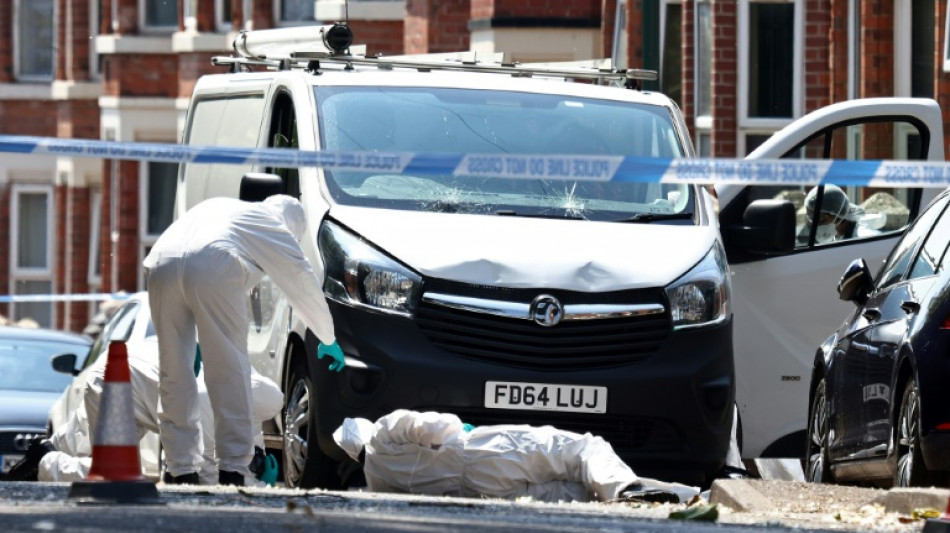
894, 378, 931, 487
282, 358, 338, 489
805, 378, 833, 483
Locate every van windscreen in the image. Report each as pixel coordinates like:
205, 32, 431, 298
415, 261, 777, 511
314, 86, 692, 222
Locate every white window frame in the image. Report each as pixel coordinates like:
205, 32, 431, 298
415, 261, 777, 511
139, 0, 178, 33
737, 0, 803, 131
11, 184, 54, 278
89, 1, 100, 79
895, 0, 912, 96
275, 0, 316, 26
13, 0, 56, 82
88, 190, 102, 287
10, 184, 55, 327
216, 0, 232, 33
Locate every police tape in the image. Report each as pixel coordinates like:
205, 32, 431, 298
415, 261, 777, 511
0, 293, 130, 303
3, 134, 950, 187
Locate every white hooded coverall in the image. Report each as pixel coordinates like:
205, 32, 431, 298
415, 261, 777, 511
39, 342, 283, 484
143, 195, 336, 477
334, 410, 700, 503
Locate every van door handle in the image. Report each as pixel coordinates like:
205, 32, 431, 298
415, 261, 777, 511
900, 300, 920, 315
862, 308, 882, 321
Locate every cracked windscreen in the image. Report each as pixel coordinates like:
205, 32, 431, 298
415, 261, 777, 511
315, 86, 692, 222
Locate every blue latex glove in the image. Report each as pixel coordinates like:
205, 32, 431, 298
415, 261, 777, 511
462, 423, 476, 433
317, 341, 345, 372
260, 454, 278, 486
194, 344, 202, 377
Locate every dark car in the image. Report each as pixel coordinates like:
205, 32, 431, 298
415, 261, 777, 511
0, 326, 91, 475
805, 187, 950, 487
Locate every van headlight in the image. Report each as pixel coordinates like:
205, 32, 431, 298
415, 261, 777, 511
318, 220, 422, 316
665, 242, 731, 330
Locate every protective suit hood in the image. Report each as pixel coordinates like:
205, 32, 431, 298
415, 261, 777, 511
263, 195, 307, 241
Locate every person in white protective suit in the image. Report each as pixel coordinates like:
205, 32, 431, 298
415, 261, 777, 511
13, 342, 284, 484
143, 194, 342, 486
334, 409, 701, 504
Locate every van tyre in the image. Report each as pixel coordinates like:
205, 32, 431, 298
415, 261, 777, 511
894, 378, 932, 487
805, 379, 832, 484
283, 356, 339, 489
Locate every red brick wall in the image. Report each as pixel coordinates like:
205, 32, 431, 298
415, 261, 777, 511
99, 162, 114, 293
804, 0, 831, 113
102, 54, 179, 97
404, 0, 470, 54
861, 0, 893, 98
196, 0, 216, 32
0, 101, 58, 135
99, 160, 140, 294
116, 0, 138, 33
0, 0, 13, 82
65, 186, 92, 331
829, 0, 848, 104
625, 0, 641, 69
251, 0, 274, 30
56, 99, 100, 140
711, 1, 737, 157
937, 0, 950, 159
54, 183, 67, 329
488, 0, 598, 19
348, 20, 405, 57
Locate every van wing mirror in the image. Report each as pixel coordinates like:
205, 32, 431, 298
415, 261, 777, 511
239, 172, 286, 202
724, 199, 796, 255
837, 258, 873, 305
51, 352, 79, 376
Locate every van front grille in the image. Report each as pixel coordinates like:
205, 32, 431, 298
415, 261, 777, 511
414, 281, 670, 370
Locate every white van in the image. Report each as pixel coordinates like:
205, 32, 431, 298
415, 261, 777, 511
175, 24, 944, 487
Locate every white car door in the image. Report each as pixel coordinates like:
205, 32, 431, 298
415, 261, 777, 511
716, 98, 946, 459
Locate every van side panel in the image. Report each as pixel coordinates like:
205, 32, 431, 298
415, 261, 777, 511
179, 93, 267, 212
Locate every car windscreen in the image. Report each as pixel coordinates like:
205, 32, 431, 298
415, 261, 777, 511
315, 86, 693, 222
0, 339, 85, 392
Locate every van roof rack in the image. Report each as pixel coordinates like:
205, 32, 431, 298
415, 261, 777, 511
213, 24, 658, 88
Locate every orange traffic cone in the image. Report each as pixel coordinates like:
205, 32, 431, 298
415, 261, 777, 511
67, 341, 163, 505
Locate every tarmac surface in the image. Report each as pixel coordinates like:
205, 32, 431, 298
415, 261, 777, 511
1, 479, 949, 532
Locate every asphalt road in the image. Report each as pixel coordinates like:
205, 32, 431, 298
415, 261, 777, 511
0, 480, 892, 533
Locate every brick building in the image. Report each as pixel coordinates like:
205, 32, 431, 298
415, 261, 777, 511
1, 0, 949, 332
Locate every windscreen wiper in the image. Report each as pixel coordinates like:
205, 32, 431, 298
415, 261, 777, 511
614, 212, 694, 223
495, 209, 587, 220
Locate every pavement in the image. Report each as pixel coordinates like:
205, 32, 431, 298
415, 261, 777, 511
709, 478, 950, 515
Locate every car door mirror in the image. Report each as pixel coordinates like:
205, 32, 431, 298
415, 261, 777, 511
724, 199, 796, 255
51, 352, 79, 376
837, 258, 873, 305
239, 172, 286, 202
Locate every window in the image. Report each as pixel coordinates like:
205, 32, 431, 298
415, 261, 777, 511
141, 0, 178, 31
216, 0, 232, 32
14, 0, 55, 80
11, 186, 54, 328
909, 201, 950, 279
660, 1, 683, 106
268, 92, 300, 198
944, 3, 950, 71
877, 195, 947, 289
88, 190, 102, 286
277, 0, 315, 25
139, 162, 178, 287
695, 1, 711, 119
739, 0, 801, 135
897, 0, 935, 97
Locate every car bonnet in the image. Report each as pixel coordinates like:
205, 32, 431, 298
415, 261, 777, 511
328, 205, 718, 292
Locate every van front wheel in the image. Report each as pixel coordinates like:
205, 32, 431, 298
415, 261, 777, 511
282, 358, 338, 489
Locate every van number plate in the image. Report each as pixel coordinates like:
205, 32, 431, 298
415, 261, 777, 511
484, 381, 607, 414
